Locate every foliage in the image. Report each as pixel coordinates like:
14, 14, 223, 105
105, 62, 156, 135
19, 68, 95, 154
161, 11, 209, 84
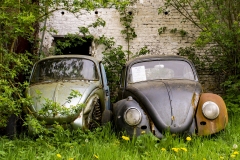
0, 0, 136, 129
36, 90, 84, 117
159, 0, 240, 112
47, 0, 148, 103
0, 0, 39, 128
158, 27, 188, 37
0, 115, 240, 159
100, 44, 149, 102
178, 47, 211, 72
117, 1, 137, 60
0, 51, 33, 128
158, 27, 167, 35
53, 18, 106, 55
24, 90, 84, 135
94, 34, 125, 101
222, 76, 240, 113
97, 1, 149, 102
102, 46, 127, 102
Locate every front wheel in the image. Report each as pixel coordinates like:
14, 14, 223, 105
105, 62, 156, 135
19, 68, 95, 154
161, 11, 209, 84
101, 109, 112, 125
88, 99, 102, 131
5, 114, 19, 139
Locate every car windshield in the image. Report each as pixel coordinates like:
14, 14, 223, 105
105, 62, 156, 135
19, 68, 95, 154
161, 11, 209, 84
128, 60, 195, 83
30, 58, 99, 84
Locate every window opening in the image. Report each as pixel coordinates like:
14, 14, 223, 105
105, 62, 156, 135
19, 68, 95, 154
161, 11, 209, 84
52, 36, 92, 56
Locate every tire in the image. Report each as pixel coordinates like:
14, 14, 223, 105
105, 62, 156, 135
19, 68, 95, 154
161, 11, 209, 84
101, 109, 113, 125
5, 114, 18, 139
88, 99, 102, 131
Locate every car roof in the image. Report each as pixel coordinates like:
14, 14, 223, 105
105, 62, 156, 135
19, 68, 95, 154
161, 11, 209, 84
126, 55, 192, 66
37, 55, 100, 63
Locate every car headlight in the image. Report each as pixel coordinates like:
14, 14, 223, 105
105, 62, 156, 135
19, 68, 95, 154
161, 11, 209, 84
124, 107, 142, 126
202, 101, 220, 120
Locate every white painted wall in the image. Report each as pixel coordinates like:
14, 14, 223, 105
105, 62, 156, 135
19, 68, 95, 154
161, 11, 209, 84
40, 0, 199, 61
39, 1, 223, 93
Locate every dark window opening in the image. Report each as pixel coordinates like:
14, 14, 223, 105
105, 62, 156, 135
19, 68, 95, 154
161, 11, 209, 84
53, 36, 92, 56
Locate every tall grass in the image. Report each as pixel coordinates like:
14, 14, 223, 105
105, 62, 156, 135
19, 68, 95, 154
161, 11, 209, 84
0, 115, 239, 160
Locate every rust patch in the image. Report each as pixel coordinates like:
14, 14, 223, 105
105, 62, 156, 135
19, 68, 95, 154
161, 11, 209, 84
191, 92, 199, 111
196, 93, 228, 136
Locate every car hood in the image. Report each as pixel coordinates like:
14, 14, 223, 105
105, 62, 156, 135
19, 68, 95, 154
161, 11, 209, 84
27, 80, 100, 123
126, 80, 202, 133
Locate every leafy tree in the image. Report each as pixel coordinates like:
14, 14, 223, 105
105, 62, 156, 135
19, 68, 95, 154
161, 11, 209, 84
159, 0, 240, 112
0, 0, 39, 129
0, 0, 134, 134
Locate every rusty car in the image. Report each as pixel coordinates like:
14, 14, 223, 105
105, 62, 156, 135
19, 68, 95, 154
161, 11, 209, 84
112, 55, 228, 138
24, 55, 112, 133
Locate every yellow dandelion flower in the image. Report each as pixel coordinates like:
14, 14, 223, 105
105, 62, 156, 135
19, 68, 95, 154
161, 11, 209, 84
186, 136, 191, 141
172, 148, 179, 152
181, 148, 187, 152
231, 154, 236, 158
161, 148, 166, 151
233, 151, 239, 155
94, 155, 99, 159
57, 154, 62, 158
122, 136, 130, 141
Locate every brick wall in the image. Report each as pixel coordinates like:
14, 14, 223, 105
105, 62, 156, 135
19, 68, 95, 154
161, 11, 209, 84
40, 1, 199, 59
40, 0, 220, 93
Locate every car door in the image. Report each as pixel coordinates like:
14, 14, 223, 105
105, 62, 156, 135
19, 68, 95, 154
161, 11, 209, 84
100, 62, 111, 110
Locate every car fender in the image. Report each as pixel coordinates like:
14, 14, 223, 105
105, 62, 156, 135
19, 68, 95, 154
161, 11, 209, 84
196, 93, 228, 136
74, 87, 111, 129
113, 97, 151, 137
72, 92, 100, 129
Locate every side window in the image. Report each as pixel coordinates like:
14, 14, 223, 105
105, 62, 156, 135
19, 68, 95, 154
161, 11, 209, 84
100, 63, 108, 87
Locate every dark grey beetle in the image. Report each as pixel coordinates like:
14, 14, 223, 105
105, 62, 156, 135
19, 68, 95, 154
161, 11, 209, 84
112, 55, 228, 138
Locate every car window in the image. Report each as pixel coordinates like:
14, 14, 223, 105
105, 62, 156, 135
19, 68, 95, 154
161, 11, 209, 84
30, 58, 99, 84
128, 60, 195, 83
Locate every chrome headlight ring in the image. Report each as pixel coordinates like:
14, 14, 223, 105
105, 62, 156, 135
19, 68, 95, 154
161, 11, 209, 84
124, 107, 142, 126
202, 101, 220, 120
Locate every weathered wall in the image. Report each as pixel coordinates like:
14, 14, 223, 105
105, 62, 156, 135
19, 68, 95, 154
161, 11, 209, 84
40, 0, 219, 93
40, 0, 199, 59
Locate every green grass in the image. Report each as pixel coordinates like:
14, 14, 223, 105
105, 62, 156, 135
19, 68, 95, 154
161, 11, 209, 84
0, 115, 240, 160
